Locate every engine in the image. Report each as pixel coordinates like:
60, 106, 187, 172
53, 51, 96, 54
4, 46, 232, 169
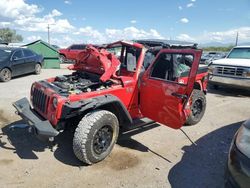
51, 72, 111, 95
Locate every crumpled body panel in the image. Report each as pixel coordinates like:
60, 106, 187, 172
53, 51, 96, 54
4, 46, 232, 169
68, 45, 121, 82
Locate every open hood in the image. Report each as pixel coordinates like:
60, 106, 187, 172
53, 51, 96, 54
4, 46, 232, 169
68, 45, 121, 82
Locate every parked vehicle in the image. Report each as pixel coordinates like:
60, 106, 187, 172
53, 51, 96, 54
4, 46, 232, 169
209, 46, 250, 89
0, 47, 44, 82
225, 119, 250, 187
200, 51, 227, 65
13, 40, 208, 164
59, 44, 86, 63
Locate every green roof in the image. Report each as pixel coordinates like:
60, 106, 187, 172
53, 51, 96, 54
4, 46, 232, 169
22, 40, 58, 53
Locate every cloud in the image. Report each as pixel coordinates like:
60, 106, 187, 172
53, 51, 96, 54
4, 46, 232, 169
175, 27, 250, 44
0, 0, 41, 19
51, 9, 62, 17
187, 3, 194, 8
105, 27, 164, 42
130, 20, 137, 24
191, 0, 196, 2
27, 35, 42, 41
176, 34, 195, 41
78, 26, 105, 43
178, 6, 183, 10
198, 27, 250, 42
0, 0, 74, 33
0, 22, 11, 27
71, 26, 164, 44
180, 18, 189, 23
64, 0, 72, 5
51, 35, 79, 48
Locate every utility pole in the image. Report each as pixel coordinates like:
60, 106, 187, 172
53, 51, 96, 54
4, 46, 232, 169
235, 31, 239, 46
47, 24, 50, 44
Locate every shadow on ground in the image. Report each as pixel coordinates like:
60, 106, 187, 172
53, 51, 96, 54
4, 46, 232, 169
1, 120, 47, 159
208, 85, 250, 98
168, 121, 243, 188
0, 120, 82, 166
0, 121, 168, 166
118, 123, 172, 163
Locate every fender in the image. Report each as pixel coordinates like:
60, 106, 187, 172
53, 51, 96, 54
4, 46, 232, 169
60, 94, 133, 125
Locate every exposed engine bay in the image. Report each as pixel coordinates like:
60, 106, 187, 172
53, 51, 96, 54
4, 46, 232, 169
49, 71, 113, 95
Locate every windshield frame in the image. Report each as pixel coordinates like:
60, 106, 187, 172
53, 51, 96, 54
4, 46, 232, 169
227, 47, 250, 59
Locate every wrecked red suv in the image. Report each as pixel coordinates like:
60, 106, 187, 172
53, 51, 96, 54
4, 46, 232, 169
13, 40, 208, 164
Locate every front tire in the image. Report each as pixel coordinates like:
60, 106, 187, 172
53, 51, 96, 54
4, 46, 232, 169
0, 68, 12, 82
185, 89, 206, 126
34, 64, 41, 75
73, 110, 119, 165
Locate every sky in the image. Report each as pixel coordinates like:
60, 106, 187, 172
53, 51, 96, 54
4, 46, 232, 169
0, 0, 250, 47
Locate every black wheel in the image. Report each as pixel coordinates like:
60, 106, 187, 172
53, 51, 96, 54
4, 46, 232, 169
73, 110, 119, 164
34, 64, 41, 75
0, 68, 12, 82
185, 89, 206, 126
59, 54, 66, 63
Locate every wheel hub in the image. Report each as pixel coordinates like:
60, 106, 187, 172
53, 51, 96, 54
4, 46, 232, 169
93, 125, 113, 155
3, 70, 10, 81
192, 99, 203, 117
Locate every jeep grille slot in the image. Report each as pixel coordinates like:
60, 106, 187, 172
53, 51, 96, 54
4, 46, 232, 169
32, 88, 49, 113
215, 66, 244, 77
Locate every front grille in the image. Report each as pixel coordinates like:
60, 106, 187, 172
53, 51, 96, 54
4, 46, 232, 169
32, 88, 50, 113
215, 66, 244, 77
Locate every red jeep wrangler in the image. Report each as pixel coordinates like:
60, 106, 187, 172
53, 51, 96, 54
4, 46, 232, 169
13, 40, 208, 164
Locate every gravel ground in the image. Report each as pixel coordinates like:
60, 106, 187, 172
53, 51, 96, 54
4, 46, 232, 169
0, 69, 250, 188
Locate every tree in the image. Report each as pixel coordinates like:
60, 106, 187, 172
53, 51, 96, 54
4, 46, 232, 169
202, 45, 234, 52
0, 28, 23, 43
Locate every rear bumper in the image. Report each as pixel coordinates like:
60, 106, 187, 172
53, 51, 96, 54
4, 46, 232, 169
13, 97, 59, 139
209, 74, 250, 89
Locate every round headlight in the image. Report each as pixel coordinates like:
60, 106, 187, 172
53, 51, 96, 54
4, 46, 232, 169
52, 97, 58, 108
208, 66, 215, 74
31, 84, 35, 93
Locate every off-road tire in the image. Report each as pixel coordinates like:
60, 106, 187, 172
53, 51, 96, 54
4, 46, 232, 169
73, 110, 119, 165
0, 68, 12, 82
34, 63, 41, 75
185, 89, 206, 126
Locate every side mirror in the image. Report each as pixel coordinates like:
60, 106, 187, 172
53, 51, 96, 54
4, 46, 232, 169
12, 57, 18, 61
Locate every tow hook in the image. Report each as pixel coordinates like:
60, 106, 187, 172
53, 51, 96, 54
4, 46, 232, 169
9, 124, 29, 130
9, 124, 35, 134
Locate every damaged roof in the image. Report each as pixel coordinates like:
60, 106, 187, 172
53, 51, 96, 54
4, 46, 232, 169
134, 39, 198, 49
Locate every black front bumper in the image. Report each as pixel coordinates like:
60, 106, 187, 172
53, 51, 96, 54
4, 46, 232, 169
13, 97, 59, 139
225, 137, 250, 188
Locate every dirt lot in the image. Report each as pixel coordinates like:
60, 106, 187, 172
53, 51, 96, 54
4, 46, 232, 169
0, 69, 250, 188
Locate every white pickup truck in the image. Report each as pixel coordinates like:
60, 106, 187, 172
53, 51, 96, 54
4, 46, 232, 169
209, 46, 250, 89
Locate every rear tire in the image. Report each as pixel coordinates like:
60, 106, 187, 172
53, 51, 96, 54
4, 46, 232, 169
73, 110, 119, 165
185, 89, 206, 126
0, 68, 12, 82
34, 64, 41, 75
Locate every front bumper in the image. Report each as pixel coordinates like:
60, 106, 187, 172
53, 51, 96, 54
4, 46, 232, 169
209, 75, 250, 89
225, 137, 250, 188
13, 97, 59, 139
